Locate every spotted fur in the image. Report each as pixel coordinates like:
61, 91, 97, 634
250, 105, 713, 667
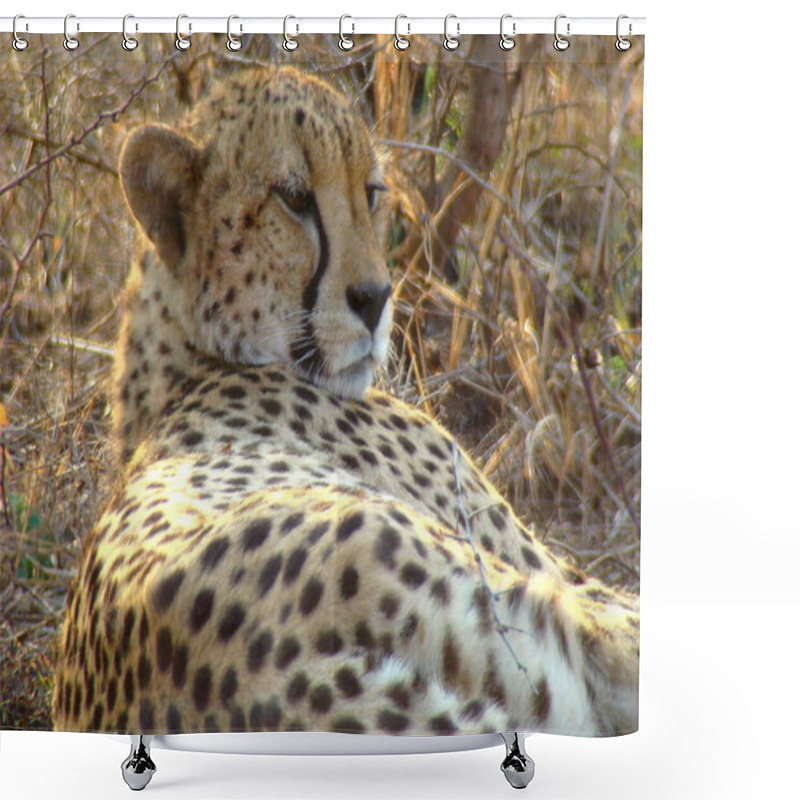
53, 67, 638, 739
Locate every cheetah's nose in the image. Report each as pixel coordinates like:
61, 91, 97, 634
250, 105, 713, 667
346, 281, 392, 334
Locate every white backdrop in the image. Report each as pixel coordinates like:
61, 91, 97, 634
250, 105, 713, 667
3, 1, 799, 798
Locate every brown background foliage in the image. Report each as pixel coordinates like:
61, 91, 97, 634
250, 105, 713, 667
0, 33, 643, 728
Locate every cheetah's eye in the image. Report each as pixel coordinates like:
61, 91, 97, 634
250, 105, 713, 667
274, 186, 314, 217
367, 183, 387, 212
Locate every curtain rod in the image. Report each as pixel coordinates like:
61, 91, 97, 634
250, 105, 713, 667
1, 16, 646, 37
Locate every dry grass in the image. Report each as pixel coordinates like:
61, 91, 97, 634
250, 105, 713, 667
0, 34, 643, 729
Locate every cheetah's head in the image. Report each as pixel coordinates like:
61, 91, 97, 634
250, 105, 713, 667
119, 67, 392, 399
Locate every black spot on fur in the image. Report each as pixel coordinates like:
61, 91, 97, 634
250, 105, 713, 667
166, 704, 182, 732
218, 603, 246, 641
280, 512, 305, 535
375, 526, 401, 569
247, 630, 274, 673
334, 666, 362, 697
293, 385, 318, 404
193, 665, 213, 712
355, 621, 375, 649
315, 628, 344, 655
189, 588, 215, 632
523, 547, 543, 570
309, 684, 333, 714
386, 683, 411, 710
429, 714, 457, 734
259, 398, 283, 416
336, 512, 363, 542
331, 716, 365, 733
220, 384, 246, 400
220, 667, 238, 704
377, 709, 410, 733
201, 538, 230, 571
489, 507, 506, 531
258, 554, 283, 596
283, 547, 308, 584
241, 518, 272, 551
182, 429, 204, 447
430, 578, 451, 605
172, 645, 188, 689
275, 636, 302, 669
400, 562, 428, 587
287, 672, 310, 704
339, 565, 359, 599
379, 594, 400, 619
299, 578, 324, 615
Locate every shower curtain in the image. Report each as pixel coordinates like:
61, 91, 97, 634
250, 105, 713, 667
1, 28, 642, 744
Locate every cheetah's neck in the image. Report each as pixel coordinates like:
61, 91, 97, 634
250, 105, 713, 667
112, 249, 204, 464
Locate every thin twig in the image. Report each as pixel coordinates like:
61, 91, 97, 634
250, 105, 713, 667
0, 56, 178, 198
0, 438, 9, 527
450, 439, 537, 694
569, 316, 641, 538
0, 57, 55, 334
590, 64, 636, 284
379, 139, 511, 207
3, 124, 118, 177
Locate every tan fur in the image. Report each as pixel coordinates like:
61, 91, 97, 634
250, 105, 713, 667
53, 67, 638, 739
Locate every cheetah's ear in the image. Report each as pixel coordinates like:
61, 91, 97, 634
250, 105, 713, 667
119, 125, 205, 267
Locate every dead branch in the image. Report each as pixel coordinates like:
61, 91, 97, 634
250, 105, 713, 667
568, 315, 640, 538
0, 55, 177, 199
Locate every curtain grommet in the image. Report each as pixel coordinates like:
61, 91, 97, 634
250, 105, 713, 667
443, 14, 460, 51
499, 14, 515, 51
554, 14, 570, 51
63, 13, 80, 51
12, 14, 29, 51
122, 14, 138, 51
226, 15, 243, 52
394, 15, 410, 51
175, 14, 191, 50
616, 15, 632, 51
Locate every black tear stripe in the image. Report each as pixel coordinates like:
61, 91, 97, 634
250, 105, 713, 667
290, 197, 329, 379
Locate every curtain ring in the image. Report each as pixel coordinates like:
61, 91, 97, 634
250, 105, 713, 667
122, 15, 138, 51
338, 14, 354, 51
283, 15, 299, 51
499, 14, 515, 51
616, 15, 632, 51
553, 14, 570, 51
227, 15, 242, 51
175, 14, 191, 50
443, 14, 459, 51
63, 13, 80, 51
394, 15, 410, 51
12, 15, 29, 51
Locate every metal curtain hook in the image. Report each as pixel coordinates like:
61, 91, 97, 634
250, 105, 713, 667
63, 13, 79, 51
616, 15, 632, 51
339, 14, 354, 51
283, 15, 299, 51
122, 15, 138, 51
499, 14, 515, 51
227, 15, 242, 51
175, 14, 191, 50
394, 15, 410, 51
12, 14, 29, 51
554, 14, 570, 51
443, 14, 459, 51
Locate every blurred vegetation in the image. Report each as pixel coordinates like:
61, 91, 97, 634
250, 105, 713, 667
0, 34, 643, 729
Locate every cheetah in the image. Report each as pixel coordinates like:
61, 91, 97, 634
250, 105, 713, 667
52, 66, 639, 787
